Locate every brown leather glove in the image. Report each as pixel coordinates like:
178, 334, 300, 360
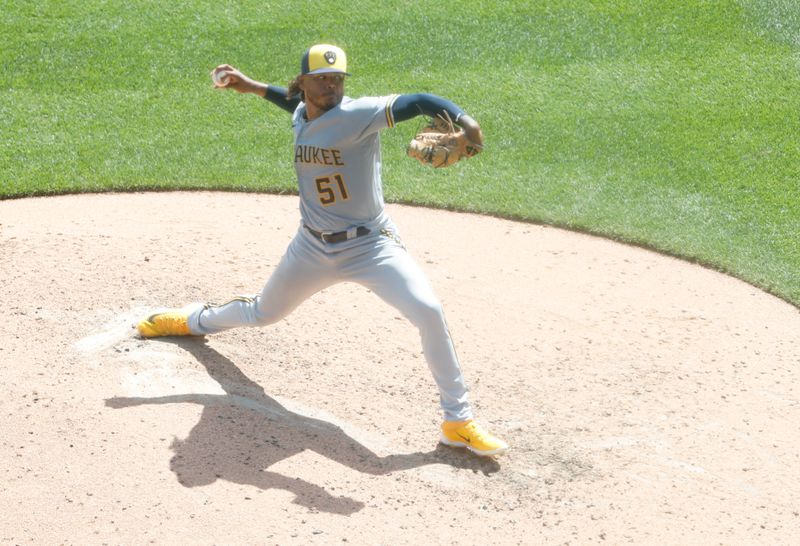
407, 113, 483, 168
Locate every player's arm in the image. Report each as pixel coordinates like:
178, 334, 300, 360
263, 85, 301, 114
392, 93, 484, 149
211, 64, 300, 114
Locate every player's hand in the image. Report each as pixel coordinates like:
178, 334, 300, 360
210, 64, 268, 96
456, 115, 484, 156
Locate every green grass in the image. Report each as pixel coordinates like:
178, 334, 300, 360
1, 0, 798, 306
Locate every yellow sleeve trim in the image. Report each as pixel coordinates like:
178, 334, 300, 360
385, 94, 399, 128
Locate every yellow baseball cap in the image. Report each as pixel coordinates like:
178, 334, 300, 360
301, 44, 350, 75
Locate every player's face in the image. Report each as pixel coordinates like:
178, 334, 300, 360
300, 73, 345, 112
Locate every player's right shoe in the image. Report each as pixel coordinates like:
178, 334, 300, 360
137, 310, 193, 338
440, 419, 509, 456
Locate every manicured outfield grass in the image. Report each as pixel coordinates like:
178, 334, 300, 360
1, 1, 798, 306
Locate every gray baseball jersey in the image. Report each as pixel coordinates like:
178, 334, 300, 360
292, 94, 399, 233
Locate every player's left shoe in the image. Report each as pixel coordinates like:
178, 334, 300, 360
137, 310, 194, 338
440, 419, 509, 456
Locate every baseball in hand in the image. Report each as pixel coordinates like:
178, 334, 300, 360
212, 69, 231, 87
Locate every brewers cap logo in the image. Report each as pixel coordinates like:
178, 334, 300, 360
324, 51, 337, 65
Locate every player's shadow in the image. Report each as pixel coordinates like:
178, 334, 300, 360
105, 338, 499, 515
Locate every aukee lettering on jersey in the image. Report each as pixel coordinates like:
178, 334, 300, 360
294, 145, 344, 166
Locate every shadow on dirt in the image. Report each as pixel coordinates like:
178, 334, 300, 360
106, 338, 499, 515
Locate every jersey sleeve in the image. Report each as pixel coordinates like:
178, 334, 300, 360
264, 85, 301, 114
390, 93, 466, 124
342, 95, 400, 140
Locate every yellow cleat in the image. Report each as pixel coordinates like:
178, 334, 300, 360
440, 419, 509, 456
137, 311, 193, 338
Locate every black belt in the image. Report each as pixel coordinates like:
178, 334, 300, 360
305, 225, 371, 244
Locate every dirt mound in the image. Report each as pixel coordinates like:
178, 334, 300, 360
2, 192, 798, 544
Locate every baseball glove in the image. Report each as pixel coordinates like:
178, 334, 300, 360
406, 113, 482, 168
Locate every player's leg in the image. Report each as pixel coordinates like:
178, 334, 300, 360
347, 241, 470, 417
138, 233, 335, 337
190, 234, 336, 334
344, 236, 507, 455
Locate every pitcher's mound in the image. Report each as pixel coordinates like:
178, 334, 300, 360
2, 192, 798, 544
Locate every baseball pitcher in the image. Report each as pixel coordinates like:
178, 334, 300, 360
137, 44, 507, 456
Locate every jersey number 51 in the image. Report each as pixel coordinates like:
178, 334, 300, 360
315, 174, 350, 206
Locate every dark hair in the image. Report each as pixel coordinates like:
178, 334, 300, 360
288, 75, 304, 101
